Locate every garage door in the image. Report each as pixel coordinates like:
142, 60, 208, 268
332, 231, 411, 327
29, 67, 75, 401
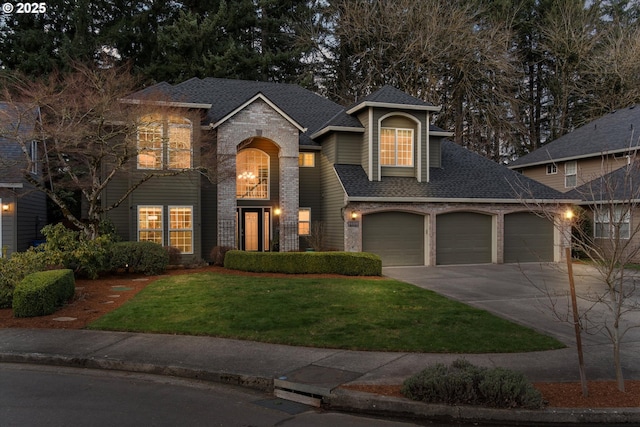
436, 212, 492, 265
362, 212, 424, 266
504, 212, 554, 263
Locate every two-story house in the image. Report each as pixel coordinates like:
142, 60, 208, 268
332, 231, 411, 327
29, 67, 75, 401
0, 102, 47, 257
509, 105, 640, 259
107, 78, 569, 266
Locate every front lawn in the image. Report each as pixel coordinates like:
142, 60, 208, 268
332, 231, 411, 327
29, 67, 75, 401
88, 273, 564, 353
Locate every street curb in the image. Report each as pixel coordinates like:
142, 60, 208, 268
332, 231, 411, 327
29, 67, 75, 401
0, 352, 274, 392
327, 388, 640, 425
4, 351, 640, 425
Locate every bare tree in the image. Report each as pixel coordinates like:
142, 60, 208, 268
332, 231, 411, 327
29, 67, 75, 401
327, 0, 522, 161
516, 149, 640, 393
0, 63, 221, 240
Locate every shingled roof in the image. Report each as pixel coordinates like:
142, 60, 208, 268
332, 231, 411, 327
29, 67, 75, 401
566, 161, 640, 203
336, 140, 571, 201
510, 105, 640, 168
127, 78, 361, 146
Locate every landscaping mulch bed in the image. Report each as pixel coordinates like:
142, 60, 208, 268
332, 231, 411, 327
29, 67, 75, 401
1, 265, 637, 408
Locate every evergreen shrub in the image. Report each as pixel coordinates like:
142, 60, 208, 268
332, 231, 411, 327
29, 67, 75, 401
401, 359, 544, 409
13, 269, 75, 317
224, 251, 382, 276
110, 241, 169, 275
0, 248, 48, 308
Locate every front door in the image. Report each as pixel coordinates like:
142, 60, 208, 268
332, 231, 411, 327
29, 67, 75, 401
238, 208, 271, 251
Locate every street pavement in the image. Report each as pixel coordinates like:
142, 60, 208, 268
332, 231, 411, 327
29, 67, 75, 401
2, 262, 640, 424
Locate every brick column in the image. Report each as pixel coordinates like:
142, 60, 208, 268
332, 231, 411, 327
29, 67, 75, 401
279, 155, 299, 252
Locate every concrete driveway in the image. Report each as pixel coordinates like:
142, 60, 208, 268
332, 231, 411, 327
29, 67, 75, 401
383, 263, 640, 379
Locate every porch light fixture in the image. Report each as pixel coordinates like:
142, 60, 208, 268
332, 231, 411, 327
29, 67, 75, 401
350, 211, 358, 220
2, 204, 9, 212
274, 207, 281, 216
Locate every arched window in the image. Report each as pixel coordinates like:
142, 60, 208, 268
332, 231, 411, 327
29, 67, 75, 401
236, 149, 269, 199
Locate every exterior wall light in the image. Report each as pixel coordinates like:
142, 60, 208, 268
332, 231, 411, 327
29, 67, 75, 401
565, 209, 574, 221
2, 204, 9, 212
350, 211, 358, 220
274, 207, 281, 216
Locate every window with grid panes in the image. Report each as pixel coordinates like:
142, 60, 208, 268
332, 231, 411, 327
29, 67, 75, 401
138, 206, 163, 244
169, 206, 193, 253
380, 128, 413, 166
137, 115, 192, 170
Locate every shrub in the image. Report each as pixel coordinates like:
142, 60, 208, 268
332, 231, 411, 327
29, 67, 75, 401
210, 246, 234, 266
110, 241, 169, 275
13, 269, 75, 317
224, 251, 382, 276
41, 224, 113, 279
401, 359, 544, 409
166, 246, 182, 265
0, 248, 49, 308
477, 368, 544, 409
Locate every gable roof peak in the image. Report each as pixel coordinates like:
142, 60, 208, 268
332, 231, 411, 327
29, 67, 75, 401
346, 85, 441, 114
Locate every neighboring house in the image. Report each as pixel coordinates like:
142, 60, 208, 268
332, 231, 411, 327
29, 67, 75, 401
107, 78, 569, 266
0, 102, 47, 258
509, 105, 640, 259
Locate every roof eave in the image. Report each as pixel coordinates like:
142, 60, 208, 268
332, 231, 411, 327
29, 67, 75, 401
346, 196, 578, 204
310, 126, 365, 140
509, 147, 640, 169
119, 98, 212, 109
0, 183, 24, 188
346, 101, 442, 115
430, 131, 454, 137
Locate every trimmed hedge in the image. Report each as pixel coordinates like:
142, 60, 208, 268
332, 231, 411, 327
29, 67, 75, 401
110, 241, 169, 275
224, 251, 382, 276
13, 269, 76, 318
0, 249, 48, 308
401, 359, 544, 409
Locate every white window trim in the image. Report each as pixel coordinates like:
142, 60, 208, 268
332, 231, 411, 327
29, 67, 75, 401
565, 161, 577, 188
298, 207, 311, 236
167, 120, 193, 170
380, 127, 414, 167
137, 121, 163, 170
169, 205, 194, 254
30, 140, 39, 175
594, 206, 631, 240
137, 205, 164, 245
546, 163, 557, 175
137, 116, 193, 170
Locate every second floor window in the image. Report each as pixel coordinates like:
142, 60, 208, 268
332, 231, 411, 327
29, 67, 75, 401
137, 115, 192, 170
237, 148, 269, 199
381, 128, 413, 167
565, 161, 577, 187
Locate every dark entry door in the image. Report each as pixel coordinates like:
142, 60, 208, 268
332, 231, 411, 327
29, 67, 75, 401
239, 208, 271, 251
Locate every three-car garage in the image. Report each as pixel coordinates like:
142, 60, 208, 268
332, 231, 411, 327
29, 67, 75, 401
361, 210, 556, 266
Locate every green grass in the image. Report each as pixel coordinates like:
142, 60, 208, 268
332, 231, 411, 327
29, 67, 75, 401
88, 273, 564, 353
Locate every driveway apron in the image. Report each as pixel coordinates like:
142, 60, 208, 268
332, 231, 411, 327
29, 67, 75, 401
383, 263, 640, 381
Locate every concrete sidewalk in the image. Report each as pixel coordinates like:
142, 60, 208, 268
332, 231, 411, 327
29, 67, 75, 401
1, 263, 640, 424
